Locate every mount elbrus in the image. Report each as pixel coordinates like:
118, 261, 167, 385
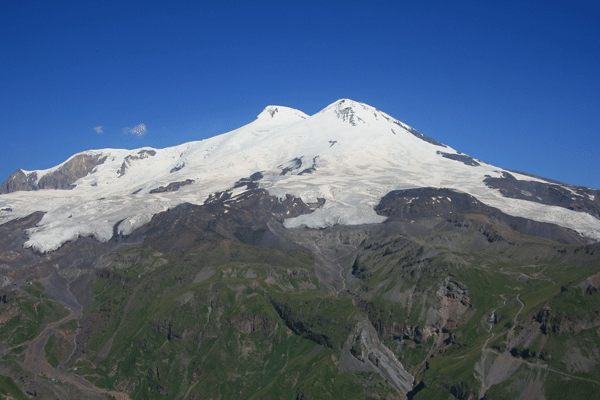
0, 99, 599, 400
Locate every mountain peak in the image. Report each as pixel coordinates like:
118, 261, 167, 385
2, 98, 600, 255
318, 98, 391, 127
255, 105, 308, 123
321, 98, 368, 112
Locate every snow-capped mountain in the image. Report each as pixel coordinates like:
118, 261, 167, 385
1, 98, 599, 253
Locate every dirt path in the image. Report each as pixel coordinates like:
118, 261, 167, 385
499, 265, 556, 285
520, 359, 600, 385
481, 333, 496, 352
481, 294, 600, 387
483, 346, 600, 386
506, 294, 524, 347
18, 309, 131, 400
530, 266, 556, 284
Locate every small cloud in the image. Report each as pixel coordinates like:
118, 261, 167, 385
123, 123, 147, 136
94, 126, 104, 134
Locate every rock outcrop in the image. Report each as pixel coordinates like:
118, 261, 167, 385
0, 154, 107, 193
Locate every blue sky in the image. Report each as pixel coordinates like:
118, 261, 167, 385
1, 0, 599, 188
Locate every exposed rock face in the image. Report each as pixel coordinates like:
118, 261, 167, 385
0, 211, 44, 268
436, 151, 480, 166
270, 299, 337, 348
375, 188, 491, 219
404, 125, 447, 147
149, 179, 195, 193
276, 156, 320, 176
0, 154, 108, 194
169, 162, 186, 173
341, 318, 414, 398
116, 150, 156, 177
137, 188, 322, 254
435, 277, 473, 331
351, 241, 474, 352
149, 318, 182, 341
375, 187, 591, 245
578, 271, 600, 293
227, 314, 278, 336
484, 172, 600, 219
333, 100, 366, 126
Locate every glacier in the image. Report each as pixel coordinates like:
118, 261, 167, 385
0, 99, 599, 254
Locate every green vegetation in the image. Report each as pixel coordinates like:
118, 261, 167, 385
0, 374, 29, 400
55, 243, 393, 399
0, 289, 69, 346
58, 319, 78, 332
11, 209, 600, 399
546, 374, 600, 400
348, 230, 600, 399
52, 236, 599, 400
45, 333, 72, 368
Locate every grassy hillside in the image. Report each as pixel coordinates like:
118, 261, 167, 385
2, 194, 599, 399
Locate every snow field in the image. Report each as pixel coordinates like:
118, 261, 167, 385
1, 99, 599, 253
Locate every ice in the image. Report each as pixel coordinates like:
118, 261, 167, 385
1, 98, 599, 253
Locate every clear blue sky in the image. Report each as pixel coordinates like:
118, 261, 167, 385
1, 0, 599, 188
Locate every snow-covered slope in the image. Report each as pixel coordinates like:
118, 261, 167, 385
1, 99, 599, 253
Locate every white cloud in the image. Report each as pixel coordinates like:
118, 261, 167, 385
94, 126, 104, 134
123, 123, 147, 136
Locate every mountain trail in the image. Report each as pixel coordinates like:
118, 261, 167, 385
15, 290, 132, 399
507, 294, 525, 347
484, 347, 600, 386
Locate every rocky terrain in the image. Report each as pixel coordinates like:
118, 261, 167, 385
0, 154, 108, 194
0, 185, 599, 399
1, 100, 599, 399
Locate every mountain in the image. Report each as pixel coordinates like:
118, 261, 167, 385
0, 99, 599, 399
1, 99, 598, 254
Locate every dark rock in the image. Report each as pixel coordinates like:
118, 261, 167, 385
170, 162, 186, 173
406, 381, 426, 400
249, 172, 263, 181
149, 179, 195, 193
150, 319, 181, 341
478, 228, 504, 243
141, 189, 319, 254
227, 314, 278, 336
507, 169, 566, 185
483, 174, 600, 219
1, 154, 108, 193
436, 151, 480, 166
234, 172, 264, 189
270, 299, 333, 348
375, 187, 591, 245
404, 126, 446, 147
116, 150, 156, 178
334, 101, 363, 126
280, 158, 302, 175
